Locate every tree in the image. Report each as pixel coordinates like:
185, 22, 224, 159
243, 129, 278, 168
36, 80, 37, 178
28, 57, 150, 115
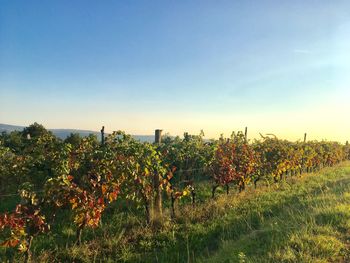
22, 123, 50, 139
64, 133, 82, 147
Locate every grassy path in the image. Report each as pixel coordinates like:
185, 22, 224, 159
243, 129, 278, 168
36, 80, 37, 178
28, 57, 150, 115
195, 163, 350, 263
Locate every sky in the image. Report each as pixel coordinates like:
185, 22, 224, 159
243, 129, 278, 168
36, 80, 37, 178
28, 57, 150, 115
1, 0, 350, 141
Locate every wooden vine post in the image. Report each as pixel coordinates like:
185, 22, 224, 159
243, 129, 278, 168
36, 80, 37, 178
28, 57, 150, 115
304, 133, 307, 143
153, 129, 163, 222
101, 126, 105, 145
244, 127, 248, 142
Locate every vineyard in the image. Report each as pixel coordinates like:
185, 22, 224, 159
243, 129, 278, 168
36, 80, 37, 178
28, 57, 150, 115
1, 123, 350, 262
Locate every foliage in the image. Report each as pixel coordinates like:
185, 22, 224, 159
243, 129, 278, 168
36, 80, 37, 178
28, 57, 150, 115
45, 137, 121, 243
0, 183, 49, 262
106, 131, 173, 222
210, 132, 259, 194
1, 123, 350, 261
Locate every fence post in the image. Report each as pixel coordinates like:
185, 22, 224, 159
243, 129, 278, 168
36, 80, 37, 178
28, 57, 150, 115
155, 129, 162, 144
100, 126, 105, 145
304, 133, 307, 143
244, 127, 248, 142
153, 129, 163, 222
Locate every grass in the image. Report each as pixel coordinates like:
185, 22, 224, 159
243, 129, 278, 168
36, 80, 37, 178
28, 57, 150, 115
1, 162, 350, 262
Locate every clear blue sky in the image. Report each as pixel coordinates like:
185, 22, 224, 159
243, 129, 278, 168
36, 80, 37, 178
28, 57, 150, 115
1, 1, 350, 141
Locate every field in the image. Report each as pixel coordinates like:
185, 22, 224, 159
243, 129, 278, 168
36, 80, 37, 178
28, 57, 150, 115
1, 124, 350, 262
1, 164, 350, 262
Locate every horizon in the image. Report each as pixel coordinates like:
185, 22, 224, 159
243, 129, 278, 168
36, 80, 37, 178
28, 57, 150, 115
1, 122, 347, 143
1, 1, 350, 142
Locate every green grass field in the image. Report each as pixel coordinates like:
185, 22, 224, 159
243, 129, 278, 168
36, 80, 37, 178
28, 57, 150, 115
2, 162, 350, 262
